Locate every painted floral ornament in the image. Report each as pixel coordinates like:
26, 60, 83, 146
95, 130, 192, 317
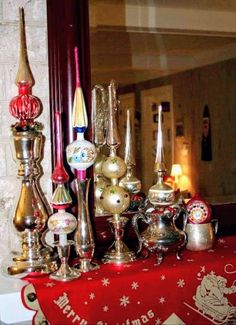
66, 134, 96, 170
186, 193, 211, 224
48, 210, 77, 236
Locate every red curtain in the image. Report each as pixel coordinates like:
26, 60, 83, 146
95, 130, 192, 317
47, 0, 91, 167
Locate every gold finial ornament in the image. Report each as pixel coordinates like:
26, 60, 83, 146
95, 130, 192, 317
148, 105, 175, 206
101, 80, 135, 264
106, 80, 121, 151
6, 9, 57, 276
15, 7, 34, 86
92, 84, 110, 215
132, 104, 187, 265
119, 109, 141, 195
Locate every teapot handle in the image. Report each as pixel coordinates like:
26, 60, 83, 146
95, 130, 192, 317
132, 213, 148, 253
173, 206, 188, 231
211, 218, 218, 234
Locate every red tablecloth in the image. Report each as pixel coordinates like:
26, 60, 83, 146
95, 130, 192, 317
22, 236, 236, 325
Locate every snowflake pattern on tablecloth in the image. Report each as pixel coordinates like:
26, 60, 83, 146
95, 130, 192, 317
218, 238, 226, 244
200, 266, 205, 273
120, 295, 130, 307
155, 317, 162, 324
102, 278, 110, 287
160, 275, 166, 280
103, 305, 109, 312
45, 282, 55, 287
89, 293, 95, 300
177, 279, 185, 288
131, 281, 139, 290
159, 297, 166, 304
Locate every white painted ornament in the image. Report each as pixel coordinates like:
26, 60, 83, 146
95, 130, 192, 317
66, 133, 97, 171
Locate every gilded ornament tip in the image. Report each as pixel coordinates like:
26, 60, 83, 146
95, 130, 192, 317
72, 47, 88, 130
15, 7, 34, 87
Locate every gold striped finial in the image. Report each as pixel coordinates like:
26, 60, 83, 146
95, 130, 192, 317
15, 7, 34, 86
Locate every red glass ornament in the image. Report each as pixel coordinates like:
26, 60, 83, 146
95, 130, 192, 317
51, 111, 70, 184
9, 84, 41, 124
186, 193, 212, 224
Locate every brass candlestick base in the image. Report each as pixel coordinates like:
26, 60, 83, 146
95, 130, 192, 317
50, 243, 81, 282
74, 259, 100, 273
8, 232, 58, 275
103, 216, 136, 264
7, 128, 58, 276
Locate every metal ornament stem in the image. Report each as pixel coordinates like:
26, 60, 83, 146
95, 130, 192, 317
50, 243, 80, 282
74, 179, 99, 272
101, 80, 135, 264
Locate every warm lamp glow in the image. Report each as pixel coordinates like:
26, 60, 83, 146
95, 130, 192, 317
171, 164, 182, 177
171, 164, 182, 190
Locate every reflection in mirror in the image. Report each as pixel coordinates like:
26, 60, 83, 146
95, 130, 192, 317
89, 1, 236, 204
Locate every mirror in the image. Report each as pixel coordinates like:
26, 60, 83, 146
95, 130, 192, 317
89, 1, 236, 204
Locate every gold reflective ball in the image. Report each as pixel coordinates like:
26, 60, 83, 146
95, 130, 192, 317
102, 156, 126, 179
100, 185, 130, 214
119, 175, 142, 194
94, 152, 106, 175
94, 176, 110, 214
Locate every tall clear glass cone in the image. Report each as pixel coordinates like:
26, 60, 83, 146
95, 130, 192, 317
92, 84, 107, 147
106, 80, 121, 150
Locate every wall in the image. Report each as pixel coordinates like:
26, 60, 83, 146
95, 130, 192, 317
0, 1, 51, 215
121, 58, 236, 203
173, 58, 236, 202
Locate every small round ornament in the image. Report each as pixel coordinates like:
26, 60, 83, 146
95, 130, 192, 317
102, 156, 126, 179
48, 210, 77, 235
9, 84, 42, 124
101, 185, 130, 214
119, 174, 141, 194
66, 139, 96, 170
186, 193, 211, 224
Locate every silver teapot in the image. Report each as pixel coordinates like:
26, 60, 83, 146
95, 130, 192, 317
132, 201, 187, 265
132, 105, 187, 265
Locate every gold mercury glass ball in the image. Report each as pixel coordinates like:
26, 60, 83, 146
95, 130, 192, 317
95, 176, 110, 214
119, 175, 142, 194
102, 156, 127, 179
94, 152, 106, 175
100, 185, 130, 214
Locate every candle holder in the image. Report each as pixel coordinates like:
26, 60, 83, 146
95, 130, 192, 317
101, 80, 136, 264
47, 112, 80, 281
92, 85, 110, 216
66, 47, 99, 272
7, 8, 57, 275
